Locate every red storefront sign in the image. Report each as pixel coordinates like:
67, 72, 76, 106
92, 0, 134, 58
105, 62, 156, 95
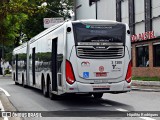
131, 31, 156, 43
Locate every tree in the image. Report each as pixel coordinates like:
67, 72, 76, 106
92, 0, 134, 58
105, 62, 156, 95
0, 0, 73, 61
0, 0, 45, 60
0, 0, 44, 45
23, 0, 74, 40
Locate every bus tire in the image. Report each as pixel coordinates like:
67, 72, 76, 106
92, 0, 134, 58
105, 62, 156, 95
42, 80, 48, 97
22, 80, 26, 88
15, 82, 19, 85
22, 81, 27, 88
13, 73, 15, 81
49, 83, 58, 100
22, 75, 27, 88
93, 93, 103, 99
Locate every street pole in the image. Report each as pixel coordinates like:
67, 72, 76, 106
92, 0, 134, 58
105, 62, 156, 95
2, 39, 4, 60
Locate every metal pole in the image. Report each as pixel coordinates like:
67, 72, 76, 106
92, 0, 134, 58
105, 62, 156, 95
95, 1, 98, 19
2, 39, 4, 60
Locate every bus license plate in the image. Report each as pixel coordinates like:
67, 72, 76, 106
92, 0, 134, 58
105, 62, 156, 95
95, 72, 107, 77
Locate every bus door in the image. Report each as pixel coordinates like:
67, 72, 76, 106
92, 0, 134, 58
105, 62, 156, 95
32, 47, 36, 85
51, 38, 58, 91
16, 54, 18, 81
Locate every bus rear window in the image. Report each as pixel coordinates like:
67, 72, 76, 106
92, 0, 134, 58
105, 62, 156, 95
72, 23, 126, 45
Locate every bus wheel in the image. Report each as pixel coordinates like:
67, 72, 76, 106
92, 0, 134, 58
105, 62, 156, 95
13, 74, 15, 81
22, 76, 27, 88
43, 80, 48, 97
22, 80, 27, 88
49, 83, 58, 100
93, 93, 103, 99
15, 82, 19, 85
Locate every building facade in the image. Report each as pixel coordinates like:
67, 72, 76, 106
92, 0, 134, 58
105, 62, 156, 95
74, 0, 160, 77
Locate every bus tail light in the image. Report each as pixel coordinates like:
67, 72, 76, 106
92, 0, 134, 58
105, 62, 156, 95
66, 60, 75, 84
125, 61, 132, 83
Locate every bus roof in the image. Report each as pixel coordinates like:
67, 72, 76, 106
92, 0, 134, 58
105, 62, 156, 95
29, 22, 65, 43
13, 42, 27, 52
71, 19, 121, 24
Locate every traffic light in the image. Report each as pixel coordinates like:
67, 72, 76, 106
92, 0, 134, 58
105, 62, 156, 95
89, 0, 100, 6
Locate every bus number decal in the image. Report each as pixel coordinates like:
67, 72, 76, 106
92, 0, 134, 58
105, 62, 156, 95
111, 61, 122, 72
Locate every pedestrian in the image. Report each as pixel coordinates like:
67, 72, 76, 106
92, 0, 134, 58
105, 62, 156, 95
1, 58, 5, 76
1, 59, 9, 76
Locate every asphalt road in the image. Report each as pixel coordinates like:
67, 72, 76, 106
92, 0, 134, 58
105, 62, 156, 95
0, 76, 160, 120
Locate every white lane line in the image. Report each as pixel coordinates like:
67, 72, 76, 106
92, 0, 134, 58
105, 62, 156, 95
116, 108, 128, 112
0, 100, 9, 120
140, 117, 156, 120
0, 88, 10, 96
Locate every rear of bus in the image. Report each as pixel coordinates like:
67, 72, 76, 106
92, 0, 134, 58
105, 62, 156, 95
65, 20, 131, 97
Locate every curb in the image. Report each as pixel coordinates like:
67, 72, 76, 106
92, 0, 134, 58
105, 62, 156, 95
131, 80, 160, 87
131, 87, 160, 92
0, 91, 22, 120
131, 80, 160, 92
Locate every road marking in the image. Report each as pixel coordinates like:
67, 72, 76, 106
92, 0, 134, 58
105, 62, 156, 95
140, 117, 156, 120
0, 100, 9, 120
116, 108, 128, 112
0, 88, 10, 96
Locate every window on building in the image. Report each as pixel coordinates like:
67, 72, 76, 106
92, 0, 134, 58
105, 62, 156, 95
136, 45, 149, 67
154, 44, 160, 67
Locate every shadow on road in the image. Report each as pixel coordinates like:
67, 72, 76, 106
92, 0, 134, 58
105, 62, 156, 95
5, 82, 134, 113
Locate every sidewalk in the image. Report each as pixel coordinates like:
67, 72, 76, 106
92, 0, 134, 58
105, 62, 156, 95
131, 80, 160, 92
0, 74, 12, 79
0, 90, 22, 120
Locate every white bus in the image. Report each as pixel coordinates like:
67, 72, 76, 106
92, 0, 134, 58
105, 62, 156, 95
12, 20, 132, 99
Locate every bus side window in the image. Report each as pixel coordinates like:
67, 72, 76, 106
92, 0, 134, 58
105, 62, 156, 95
57, 54, 63, 73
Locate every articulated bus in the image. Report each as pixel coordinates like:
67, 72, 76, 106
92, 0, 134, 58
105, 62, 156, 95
12, 20, 131, 99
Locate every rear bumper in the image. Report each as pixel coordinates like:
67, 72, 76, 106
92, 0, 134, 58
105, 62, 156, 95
65, 80, 131, 93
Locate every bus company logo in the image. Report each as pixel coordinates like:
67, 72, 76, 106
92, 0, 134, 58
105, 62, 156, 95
112, 64, 116, 69
99, 66, 104, 72
2, 112, 11, 117
81, 61, 90, 67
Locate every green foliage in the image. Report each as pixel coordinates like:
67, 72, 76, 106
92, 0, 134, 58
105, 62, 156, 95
3, 13, 28, 45
5, 52, 12, 62
0, 0, 73, 60
23, 0, 74, 39
0, 0, 44, 45
132, 76, 160, 81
